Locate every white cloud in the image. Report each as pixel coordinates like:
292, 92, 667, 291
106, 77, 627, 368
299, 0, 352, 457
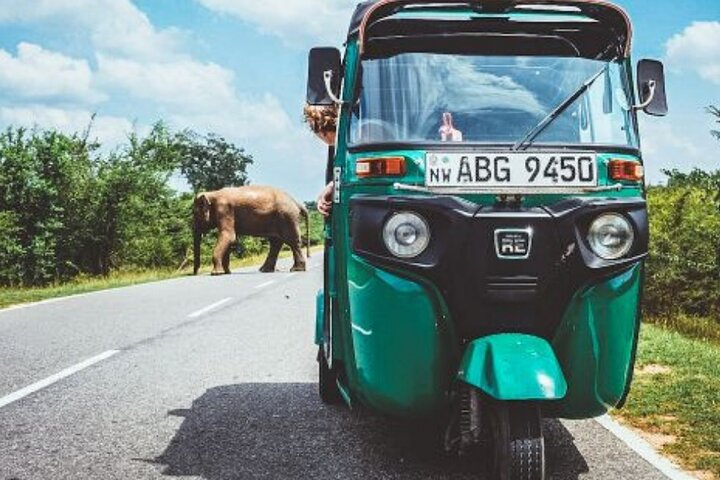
196, 0, 355, 45
0, 42, 102, 103
0, 0, 329, 199
0, 0, 182, 60
0, 0, 295, 145
666, 21, 720, 85
639, 115, 719, 184
0, 105, 136, 146
96, 55, 297, 143
168, 93, 295, 141
97, 55, 238, 113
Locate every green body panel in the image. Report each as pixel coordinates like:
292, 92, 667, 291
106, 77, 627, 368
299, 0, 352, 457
315, 289, 324, 346
346, 255, 456, 415
550, 265, 643, 418
458, 334, 568, 400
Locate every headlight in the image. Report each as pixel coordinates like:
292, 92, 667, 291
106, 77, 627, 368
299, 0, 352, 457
383, 211, 430, 258
587, 213, 635, 260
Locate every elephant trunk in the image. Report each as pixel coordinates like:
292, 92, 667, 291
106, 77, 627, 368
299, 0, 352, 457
193, 227, 202, 275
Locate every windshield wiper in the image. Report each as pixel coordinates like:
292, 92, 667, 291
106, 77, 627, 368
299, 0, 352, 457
512, 62, 613, 151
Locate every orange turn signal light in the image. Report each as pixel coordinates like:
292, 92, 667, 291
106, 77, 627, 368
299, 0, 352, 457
608, 159, 644, 182
356, 157, 406, 178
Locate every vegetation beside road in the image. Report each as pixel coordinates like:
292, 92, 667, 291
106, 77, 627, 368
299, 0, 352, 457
615, 323, 720, 479
616, 164, 720, 478
644, 169, 720, 341
0, 122, 324, 291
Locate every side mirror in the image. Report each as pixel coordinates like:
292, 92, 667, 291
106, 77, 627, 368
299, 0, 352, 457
636, 59, 668, 116
307, 47, 342, 106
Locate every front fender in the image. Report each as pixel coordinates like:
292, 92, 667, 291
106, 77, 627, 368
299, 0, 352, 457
458, 334, 567, 400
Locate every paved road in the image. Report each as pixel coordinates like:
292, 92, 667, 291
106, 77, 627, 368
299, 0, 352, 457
0, 256, 674, 479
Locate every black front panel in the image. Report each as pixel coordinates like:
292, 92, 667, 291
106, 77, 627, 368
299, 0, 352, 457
350, 195, 648, 340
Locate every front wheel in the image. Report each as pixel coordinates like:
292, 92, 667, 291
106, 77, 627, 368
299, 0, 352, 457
485, 400, 545, 480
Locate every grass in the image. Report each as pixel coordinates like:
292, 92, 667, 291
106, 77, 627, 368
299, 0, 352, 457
645, 314, 720, 344
614, 323, 720, 478
0, 246, 323, 310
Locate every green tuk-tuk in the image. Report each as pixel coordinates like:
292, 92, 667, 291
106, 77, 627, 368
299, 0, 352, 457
308, 1, 668, 478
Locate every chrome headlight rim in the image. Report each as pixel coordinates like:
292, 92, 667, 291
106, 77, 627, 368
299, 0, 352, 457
587, 212, 635, 260
382, 211, 431, 259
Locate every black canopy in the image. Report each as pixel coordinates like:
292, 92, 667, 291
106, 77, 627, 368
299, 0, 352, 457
349, 1, 380, 37
346, 1, 632, 59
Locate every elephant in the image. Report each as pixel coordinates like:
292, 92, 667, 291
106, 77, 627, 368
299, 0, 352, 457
193, 186, 310, 275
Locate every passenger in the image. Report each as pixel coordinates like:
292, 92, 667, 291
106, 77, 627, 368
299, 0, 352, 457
303, 104, 337, 145
304, 104, 338, 217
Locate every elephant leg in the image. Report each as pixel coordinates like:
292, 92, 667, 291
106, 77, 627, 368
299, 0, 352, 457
260, 238, 282, 273
222, 244, 232, 275
288, 232, 307, 273
212, 231, 235, 276
289, 244, 306, 272
280, 217, 306, 272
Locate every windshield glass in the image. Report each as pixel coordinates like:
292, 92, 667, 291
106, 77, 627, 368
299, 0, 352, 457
349, 54, 637, 148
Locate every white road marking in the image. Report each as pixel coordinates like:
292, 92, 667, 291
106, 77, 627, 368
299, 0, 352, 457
254, 280, 276, 290
595, 415, 695, 480
187, 297, 233, 318
0, 350, 120, 409
0, 288, 137, 315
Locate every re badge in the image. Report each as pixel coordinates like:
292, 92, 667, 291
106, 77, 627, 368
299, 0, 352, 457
495, 229, 533, 260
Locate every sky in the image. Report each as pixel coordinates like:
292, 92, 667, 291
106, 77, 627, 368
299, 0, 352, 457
0, 0, 717, 200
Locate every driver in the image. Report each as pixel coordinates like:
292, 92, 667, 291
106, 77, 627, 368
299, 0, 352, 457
439, 112, 463, 141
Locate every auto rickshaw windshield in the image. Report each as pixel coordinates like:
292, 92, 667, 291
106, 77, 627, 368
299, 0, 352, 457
349, 54, 638, 148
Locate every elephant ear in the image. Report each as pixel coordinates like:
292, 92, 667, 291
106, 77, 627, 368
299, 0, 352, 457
194, 194, 211, 223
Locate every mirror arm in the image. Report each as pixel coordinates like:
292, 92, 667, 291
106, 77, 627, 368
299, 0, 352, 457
323, 70, 344, 105
632, 80, 657, 111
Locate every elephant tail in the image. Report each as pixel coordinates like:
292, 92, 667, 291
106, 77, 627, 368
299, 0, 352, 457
298, 201, 311, 259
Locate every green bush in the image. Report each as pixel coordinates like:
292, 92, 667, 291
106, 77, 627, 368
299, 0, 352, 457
644, 170, 720, 326
0, 211, 24, 285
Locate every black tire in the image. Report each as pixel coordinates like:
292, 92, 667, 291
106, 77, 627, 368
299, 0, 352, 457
486, 400, 544, 480
318, 346, 343, 404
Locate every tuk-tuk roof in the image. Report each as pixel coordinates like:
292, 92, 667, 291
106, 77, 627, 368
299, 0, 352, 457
349, 0, 632, 59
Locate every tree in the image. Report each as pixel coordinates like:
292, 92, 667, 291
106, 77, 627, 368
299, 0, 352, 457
709, 105, 720, 141
90, 124, 192, 274
176, 131, 253, 192
0, 127, 99, 284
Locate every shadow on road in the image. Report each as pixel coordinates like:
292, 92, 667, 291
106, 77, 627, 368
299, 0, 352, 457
154, 383, 589, 479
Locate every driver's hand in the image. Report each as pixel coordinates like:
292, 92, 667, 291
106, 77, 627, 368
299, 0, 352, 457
317, 182, 334, 217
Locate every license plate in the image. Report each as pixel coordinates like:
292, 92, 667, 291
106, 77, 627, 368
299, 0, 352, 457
425, 153, 598, 188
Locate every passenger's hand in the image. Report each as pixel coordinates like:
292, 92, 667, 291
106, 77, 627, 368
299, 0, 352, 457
317, 182, 334, 217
